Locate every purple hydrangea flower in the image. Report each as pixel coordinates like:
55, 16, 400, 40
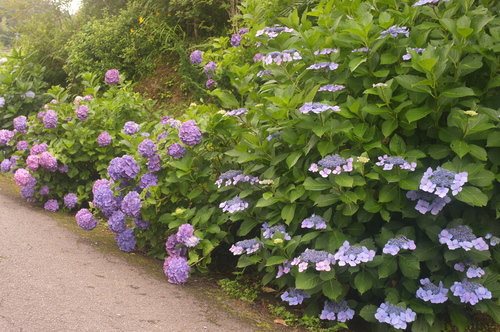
451, 279, 492, 305
419, 167, 468, 197
108, 155, 140, 180
13, 116, 27, 132
454, 259, 485, 278
165, 118, 181, 129
123, 121, 140, 135
76, 208, 98, 230
21, 182, 36, 199
92, 179, 113, 194
334, 241, 376, 267
44, 199, 59, 212
301, 214, 328, 229
93, 183, 116, 216
76, 105, 88, 121
97, 131, 112, 146
163, 256, 190, 285
276, 260, 293, 278
108, 210, 126, 233
281, 288, 311, 305
147, 154, 162, 172
229, 239, 263, 255
37, 111, 46, 121
24, 91, 35, 98
402, 47, 425, 60
380, 25, 410, 38
121, 191, 142, 218
314, 48, 339, 55
257, 70, 272, 77
416, 278, 449, 303
58, 163, 69, 173
230, 34, 242, 47
167, 143, 186, 159
105, 69, 120, 85
166, 234, 187, 257
263, 49, 302, 65
291, 249, 336, 272
376, 155, 417, 171
115, 228, 136, 252
485, 233, 500, 246
176, 224, 200, 247
63, 193, 78, 209
224, 108, 248, 117
14, 168, 31, 187
30, 143, 47, 155
206, 79, 216, 89
413, 0, 449, 6
39, 151, 58, 172
375, 302, 416, 329
43, 110, 58, 129
17, 140, 29, 151
139, 172, 158, 189
318, 84, 345, 92
0, 129, 14, 145
438, 225, 488, 251
299, 102, 341, 114
1, 159, 11, 172
406, 189, 450, 215
189, 50, 203, 65
352, 47, 371, 53
238, 27, 249, 35
215, 170, 259, 188
309, 154, 354, 177
203, 61, 216, 78
219, 196, 248, 213
262, 222, 291, 240
133, 217, 149, 231
306, 62, 339, 71
138, 139, 157, 158
320, 300, 355, 322
253, 53, 263, 62
256, 25, 293, 39
383, 236, 416, 255
0, 96, 5, 107
179, 120, 202, 146
39, 185, 50, 196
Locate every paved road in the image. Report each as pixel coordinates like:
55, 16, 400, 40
0, 177, 285, 332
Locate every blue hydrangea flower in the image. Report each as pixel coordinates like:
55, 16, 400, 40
416, 278, 448, 303
110, 155, 139, 180
215, 170, 259, 188
179, 120, 202, 146
451, 279, 492, 305
380, 25, 410, 38
203, 61, 216, 78
257, 70, 272, 77
176, 224, 200, 247
97, 131, 112, 146
24, 91, 35, 98
21, 182, 36, 199
276, 260, 293, 278
306, 62, 339, 71
229, 239, 263, 255
115, 228, 136, 252
139, 172, 158, 189
93, 183, 116, 216
219, 196, 249, 213
374, 302, 416, 329
291, 249, 336, 272
406, 190, 451, 215
438, 225, 488, 251
30, 143, 48, 155
376, 155, 417, 171
314, 48, 339, 55
105, 69, 120, 85
318, 84, 345, 92
167, 143, 186, 159
39, 151, 58, 172
138, 139, 157, 158
334, 241, 376, 267
230, 33, 242, 46
263, 50, 301, 65
1, 159, 11, 172
238, 27, 249, 35
123, 121, 140, 135
402, 47, 425, 60
299, 102, 340, 114
147, 154, 162, 172
454, 259, 485, 278
419, 167, 468, 197
256, 25, 293, 39
121, 191, 142, 218
166, 234, 187, 257
43, 110, 58, 129
133, 217, 150, 231
383, 236, 416, 255
108, 210, 126, 233
163, 256, 190, 285
485, 233, 500, 246
320, 300, 355, 322
309, 154, 354, 177
189, 50, 203, 65
13, 116, 27, 132
63, 193, 78, 209
44, 199, 59, 212
281, 288, 311, 305
262, 222, 291, 240
76, 208, 98, 231
301, 214, 327, 229
224, 108, 248, 117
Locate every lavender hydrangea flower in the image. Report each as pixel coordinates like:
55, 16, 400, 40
374, 302, 416, 329
43, 110, 58, 129
416, 278, 449, 303
133, 217, 150, 231
1, 159, 11, 172
24, 91, 35, 98
413, 0, 450, 6
93, 183, 116, 216
167, 143, 186, 159
203, 61, 216, 78
14, 168, 31, 187
176, 224, 200, 247
383, 236, 416, 255
26, 155, 39, 171
262, 222, 291, 240
206, 79, 216, 89
105, 69, 120, 85
485, 233, 500, 246
230, 34, 242, 47
20, 182, 36, 199
438, 225, 488, 251
263, 50, 302, 65
253, 53, 263, 62
58, 164, 69, 172
301, 214, 327, 229
300, 102, 340, 114
380, 25, 410, 38
276, 260, 293, 278
320, 300, 355, 322
318, 84, 345, 92
92, 179, 113, 194
63, 193, 78, 209
121, 191, 142, 218
189, 50, 202, 65
179, 120, 202, 146
76, 208, 98, 230
281, 288, 311, 305
147, 154, 162, 172
238, 27, 249, 35
454, 259, 485, 278
108, 155, 139, 180
166, 234, 187, 257
219, 196, 248, 213
451, 279, 492, 305
419, 167, 468, 197
139, 172, 158, 189
138, 139, 157, 158
30, 143, 47, 155
215, 170, 259, 188
163, 256, 190, 285
352, 47, 371, 53
309, 154, 354, 177
257, 70, 272, 77
406, 190, 451, 215
39, 185, 50, 196
76, 105, 89, 121
123, 121, 140, 135
0, 96, 4, 107
224, 108, 248, 117
97, 131, 112, 146
291, 249, 336, 272
115, 228, 136, 252
229, 239, 263, 255
376, 155, 417, 171
334, 241, 376, 267
402, 47, 425, 60
17, 140, 29, 151
39, 151, 58, 172
306, 62, 339, 71
314, 48, 339, 55
108, 210, 126, 233
13, 116, 27, 132
44, 199, 59, 212
0, 129, 14, 145
256, 25, 293, 39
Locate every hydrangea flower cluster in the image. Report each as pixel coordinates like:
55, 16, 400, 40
314, 48, 339, 55
306, 62, 339, 71
121, 191, 142, 218
309, 154, 354, 177
215, 170, 259, 188
137, 139, 157, 158
219, 196, 248, 213
14, 168, 32, 187
416, 278, 448, 303
320, 300, 355, 322
167, 143, 186, 159
123, 121, 140, 135
291, 249, 336, 272
223, 108, 248, 117
374, 302, 416, 329
301, 214, 327, 229
176, 224, 200, 248
203, 61, 216, 78
454, 259, 485, 278
281, 288, 311, 305
375, 155, 416, 171
402, 47, 425, 60
318, 84, 345, 92
206, 79, 216, 89
147, 154, 161, 172
334, 241, 376, 266
39, 185, 50, 196
406, 190, 451, 215
380, 25, 410, 38
230, 33, 242, 47
189, 50, 202, 65
262, 222, 291, 240
163, 256, 190, 284
93, 183, 116, 216
0, 129, 14, 145
229, 239, 263, 255
485, 233, 500, 246
1, 159, 11, 172
108, 210, 126, 233
17, 140, 28, 151
139, 172, 158, 189
115, 228, 136, 252
104, 69, 120, 85
179, 120, 202, 146
451, 279, 492, 305
75, 208, 98, 231
97, 131, 112, 146
299, 102, 340, 114
383, 236, 416, 255
420, 167, 468, 198
438, 225, 488, 251
263, 50, 302, 65
107, 155, 140, 181
76, 105, 88, 121
43, 110, 58, 129
256, 25, 293, 39
276, 260, 293, 278
13, 116, 27, 132
39, 151, 58, 172
44, 199, 59, 212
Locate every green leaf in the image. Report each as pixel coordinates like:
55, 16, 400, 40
237, 219, 258, 236
450, 140, 470, 158
295, 272, 322, 290
382, 118, 398, 137
413, 243, 441, 261
237, 255, 261, 268
265, 256, 287, 266
304, 177, 331, 191
487, 132, 500, 147
441, 87, 475, 98
315, 194, 340, 207
428, 145, 451, 159
468, 144, 487, 161
255, 196, 280, 207
399, 254, 420, 279
379, 184, 398, 203
378, 255, 398, 278
354, 270, 373, 295
281, 204, 296, 224
286, 151, 302, 169
359, 305, 378, 323
334, 174, 354, 187
417, 58, 437, 72
456, 186, 488, 206
449, 306, 469, 332
322, 279, 343, 300
340, 191, 358, 204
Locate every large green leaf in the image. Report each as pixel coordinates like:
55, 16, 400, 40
399, 254, 420, 279
456, 186, 488, 206
295, 272, 322, 290
354, 270, 373, 295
